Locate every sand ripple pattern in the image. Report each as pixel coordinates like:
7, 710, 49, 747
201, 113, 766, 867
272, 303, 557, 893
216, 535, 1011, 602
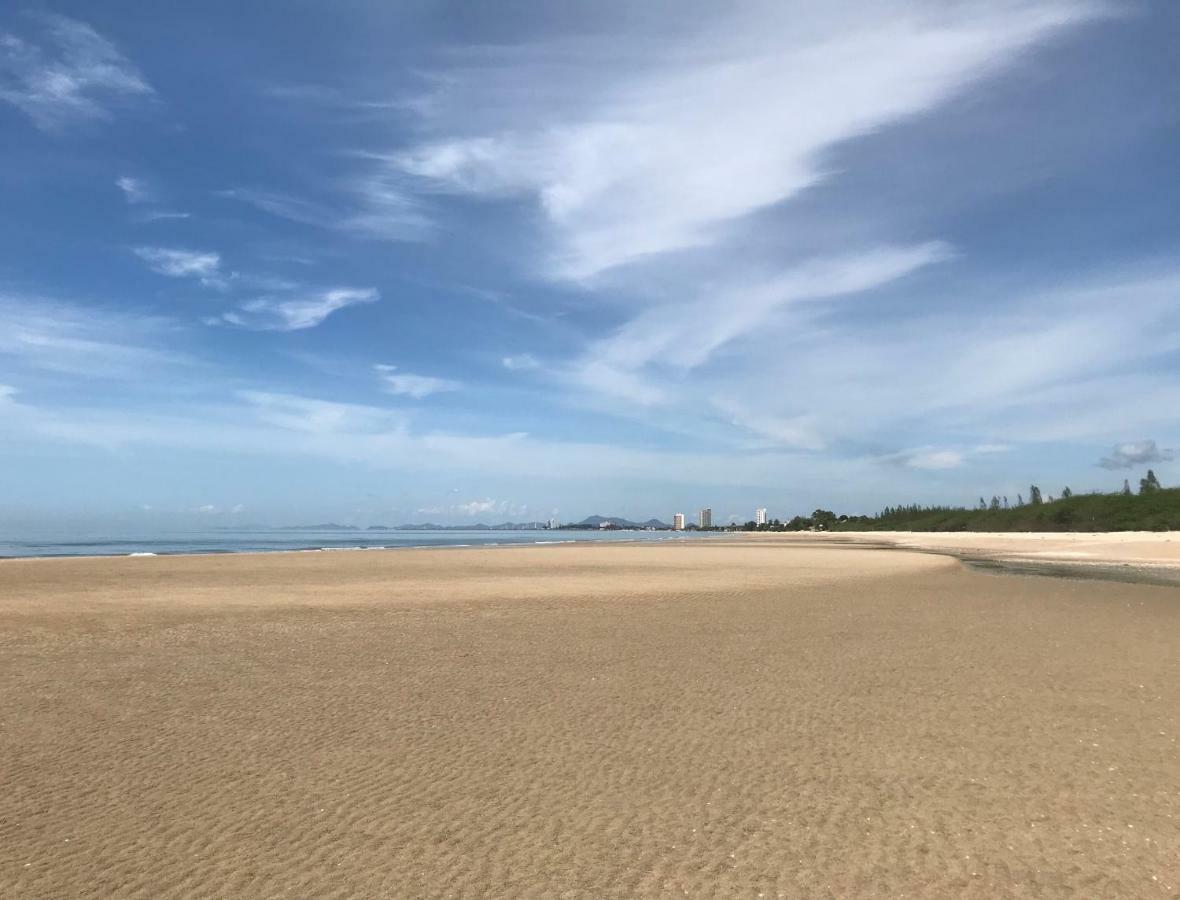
1, 543, 1178, 898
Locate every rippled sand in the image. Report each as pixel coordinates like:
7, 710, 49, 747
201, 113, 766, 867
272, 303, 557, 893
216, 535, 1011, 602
2, 542, 1178, 898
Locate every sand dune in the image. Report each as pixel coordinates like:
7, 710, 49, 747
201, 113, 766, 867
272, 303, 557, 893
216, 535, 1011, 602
2, 541, 1178, 898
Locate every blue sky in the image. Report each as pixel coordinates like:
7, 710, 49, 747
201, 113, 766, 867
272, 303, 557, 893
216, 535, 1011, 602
1, 0, 1178, 528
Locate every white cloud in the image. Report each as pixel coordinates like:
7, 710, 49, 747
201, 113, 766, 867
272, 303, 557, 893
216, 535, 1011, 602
710, 266, 1180, 452
579, 242, 950, 380
973, 444, 1012, 455
396, 1, 1107, 281
133, 246, 224, 287
219, 183, 429, 242
136, 210, 191, 222
375, 364, 461, 398
0, 293, 182, 378
116, 175, 152, 204
118, 176, 189, 221
502, 354, 540, 371
239, 390, 406, 435
0, 14, 153, 131
457, 498, 498, 516
0, 383, 860, 490
213, 288, 379, 331
897, 449, 966, 470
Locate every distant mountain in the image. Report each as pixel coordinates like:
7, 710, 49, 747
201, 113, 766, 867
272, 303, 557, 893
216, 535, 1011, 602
287, 518, 672, 532
277, 523, 360, 531
574, 515, 671, 529
364, 522, 550, 531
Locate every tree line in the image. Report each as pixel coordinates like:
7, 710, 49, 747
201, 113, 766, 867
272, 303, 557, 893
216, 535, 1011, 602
736, 470, 1176, 533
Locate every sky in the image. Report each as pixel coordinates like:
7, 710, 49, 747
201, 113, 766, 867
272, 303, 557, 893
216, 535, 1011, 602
1, 0, 1178, 529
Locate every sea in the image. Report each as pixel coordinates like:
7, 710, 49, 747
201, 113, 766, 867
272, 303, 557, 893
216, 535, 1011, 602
0, 527, 714, 559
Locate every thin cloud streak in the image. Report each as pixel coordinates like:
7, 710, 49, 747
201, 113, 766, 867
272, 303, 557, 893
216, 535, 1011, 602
0, 14, 153, 131
133, 246, 223, 286
0, 293, 184, 378
375, 365, 461, 398
210, 288, 380, 331
219, 184, 430, 242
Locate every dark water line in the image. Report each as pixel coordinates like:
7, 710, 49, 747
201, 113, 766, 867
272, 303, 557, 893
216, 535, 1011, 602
957, 556, 1180, 588
721, 536, 1180, 588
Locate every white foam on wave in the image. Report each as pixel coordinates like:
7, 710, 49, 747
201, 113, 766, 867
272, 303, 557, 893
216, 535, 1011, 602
127, 552, 157, 557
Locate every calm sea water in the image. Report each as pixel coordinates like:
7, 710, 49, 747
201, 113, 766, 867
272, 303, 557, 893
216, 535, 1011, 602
0, 528, 713, 559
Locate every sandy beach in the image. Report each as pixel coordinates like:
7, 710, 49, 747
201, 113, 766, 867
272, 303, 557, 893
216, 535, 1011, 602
2, 539, 1178, 898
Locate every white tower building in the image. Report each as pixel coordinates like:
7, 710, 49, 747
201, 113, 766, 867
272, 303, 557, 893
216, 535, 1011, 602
755, 508, 767, 525
699, 508, 712, 529
673, 513, 685, 531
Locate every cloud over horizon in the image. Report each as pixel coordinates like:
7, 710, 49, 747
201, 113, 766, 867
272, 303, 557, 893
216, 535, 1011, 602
1, 2, 1177, 526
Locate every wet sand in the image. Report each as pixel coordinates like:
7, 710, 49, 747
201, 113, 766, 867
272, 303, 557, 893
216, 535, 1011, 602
750, 531, 1180, 586
2, 541, 1178, 898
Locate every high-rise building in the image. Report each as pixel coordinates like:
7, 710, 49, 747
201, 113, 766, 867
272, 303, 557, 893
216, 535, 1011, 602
755, 508, 767, 525
699, 508, 712, 529
673, 513, 685, 531
547, 518, 558, 530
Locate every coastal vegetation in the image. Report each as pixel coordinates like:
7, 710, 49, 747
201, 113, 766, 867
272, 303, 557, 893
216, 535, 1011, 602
741, 470, 1180, 533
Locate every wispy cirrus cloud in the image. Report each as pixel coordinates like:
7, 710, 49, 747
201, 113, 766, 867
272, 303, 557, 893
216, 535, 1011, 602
395, 1, 1108, 281
884, 448, 967, 470
0, 14, 153, 131
374, 0, 1123, 470
0, 293, 182, 378
210, 288, 379, 331
501, 354, 539, 371
375, 364, 461, 398
219, 183, 429, 242
133, 246, 224, 287
117, 176, 190, 221
239, 390, 407, 435
574, 242, 950, 387
116, 175, 153, 205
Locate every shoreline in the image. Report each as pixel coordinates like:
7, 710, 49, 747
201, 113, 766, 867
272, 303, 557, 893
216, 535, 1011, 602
0, 530, 719, 564
4, 528, 1180, 588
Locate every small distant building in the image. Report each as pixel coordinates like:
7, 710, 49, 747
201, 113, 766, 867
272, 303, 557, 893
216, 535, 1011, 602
755, 507, 767, 526
673, 513, 685, 531
547, 518, 558, 530
699, 508, 712, 529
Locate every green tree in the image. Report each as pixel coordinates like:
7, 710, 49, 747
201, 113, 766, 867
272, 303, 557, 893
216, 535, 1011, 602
1061, 486, 1073, 498
1123, 479, 1132, 496
1029, 485, 1043, 505
989, 496, 1001, 510
1140, 469, 1162, 494
811, 509, 838, 530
